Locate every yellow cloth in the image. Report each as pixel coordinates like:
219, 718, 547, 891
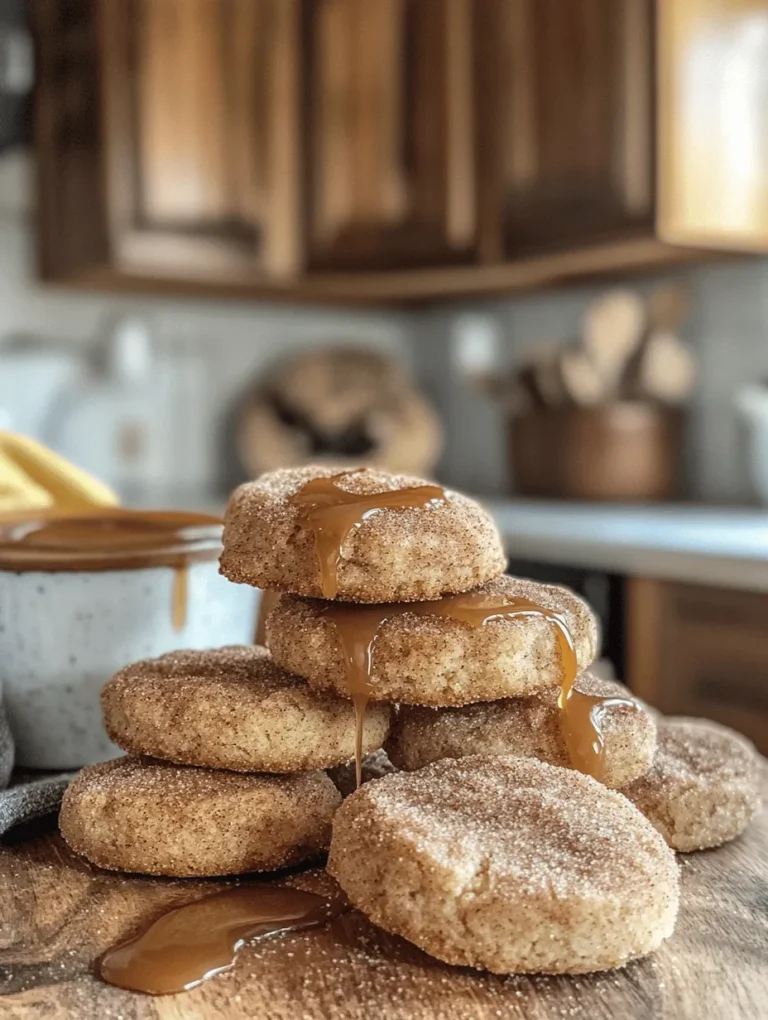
0, 433, 118, 515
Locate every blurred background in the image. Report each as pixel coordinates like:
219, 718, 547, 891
1, 0, 768, 750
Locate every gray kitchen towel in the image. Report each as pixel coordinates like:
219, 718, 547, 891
0, 684, 13, 789
0, 682, 74, 836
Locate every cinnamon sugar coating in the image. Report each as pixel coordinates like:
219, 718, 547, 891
387, 672, 656, 788
267, 576, 599, 706
620, 716, 762, 851
102, 645, 390, 772
59, 756, 341, 877
219, 466, 506, 603
328, 756, 679, 974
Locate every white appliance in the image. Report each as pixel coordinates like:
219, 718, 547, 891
0, 337, 84, 437
737, 384, 768, 504
0, 320, 212, 507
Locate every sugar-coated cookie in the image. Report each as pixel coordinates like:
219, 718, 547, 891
102, 645, 390, 772
387, 672, 656, 788
267, 575, 599, 706
328, 756, 679, 974
620, 717, 762, 851
59, 757, 341, 877
220, 466, 505, 603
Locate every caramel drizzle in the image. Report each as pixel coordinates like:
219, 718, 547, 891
559, 690, 637, 781
287, 469, 446, 786
100, 885, 345, 996
323, 590, 633, 782
286, 473, 631, 781
288, 471, 447, 600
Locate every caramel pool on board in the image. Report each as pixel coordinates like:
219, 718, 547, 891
100, 885, 345, 996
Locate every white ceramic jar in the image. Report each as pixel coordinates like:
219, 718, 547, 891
0, 511, 258, 769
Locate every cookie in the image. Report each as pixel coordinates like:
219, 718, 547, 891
219, 465, 505, 603
620, 717, 762, 851
267, 575, 599, 706
386, 673, 656, 788
328, 756, 678, 974
59, 757, 341, 877
102, 645, 391, 772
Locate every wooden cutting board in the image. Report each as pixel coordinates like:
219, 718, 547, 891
1, 788, 766, 1020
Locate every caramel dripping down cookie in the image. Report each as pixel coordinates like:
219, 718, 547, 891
219, 466, 506, 603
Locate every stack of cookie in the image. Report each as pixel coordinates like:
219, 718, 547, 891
243, 466, 654, 793
58, 464, 762, 978
59, 644, 392, 877
221, 465, 760, 973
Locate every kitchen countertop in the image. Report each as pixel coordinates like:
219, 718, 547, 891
485, 500, 768, 593
131, 490, 768, 594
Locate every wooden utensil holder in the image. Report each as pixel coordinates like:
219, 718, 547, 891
510, 404, 684, 501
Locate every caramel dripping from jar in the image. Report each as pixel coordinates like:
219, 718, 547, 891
172, 565, 188, 632
287, 471, 447, 600
255, 590, 280, 645
100, 886, 345, 996
323, 590, 633, 782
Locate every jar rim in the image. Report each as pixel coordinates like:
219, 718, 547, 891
0, 508, 224, 572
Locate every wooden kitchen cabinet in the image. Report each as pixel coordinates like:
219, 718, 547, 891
36, 0, 301, 285
626, 578, 768, 754
31, 0, 768, 304
305, 0, 476, 271
476, 0, 654, 260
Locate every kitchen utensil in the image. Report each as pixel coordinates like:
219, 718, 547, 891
581, 289, 646, 398
559, 346, 606, 407
635, 330, 696, 405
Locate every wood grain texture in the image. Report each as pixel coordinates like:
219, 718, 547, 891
478, 0, 655, 256
1, 793, 766, 1020
305, 0, 476, 270
627, 578, 768, 755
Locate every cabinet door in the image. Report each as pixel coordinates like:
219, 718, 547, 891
476, 0, 654, 260
34, 0, 111, 280
100, 0, 301, 281
658, 0, 768, 250
304, 0, 476, 271
627, 578, 768, 754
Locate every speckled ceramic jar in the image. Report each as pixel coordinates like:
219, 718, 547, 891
0, 512, 258, 769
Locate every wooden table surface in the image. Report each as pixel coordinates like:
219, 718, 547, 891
0, 788, 766, 1020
